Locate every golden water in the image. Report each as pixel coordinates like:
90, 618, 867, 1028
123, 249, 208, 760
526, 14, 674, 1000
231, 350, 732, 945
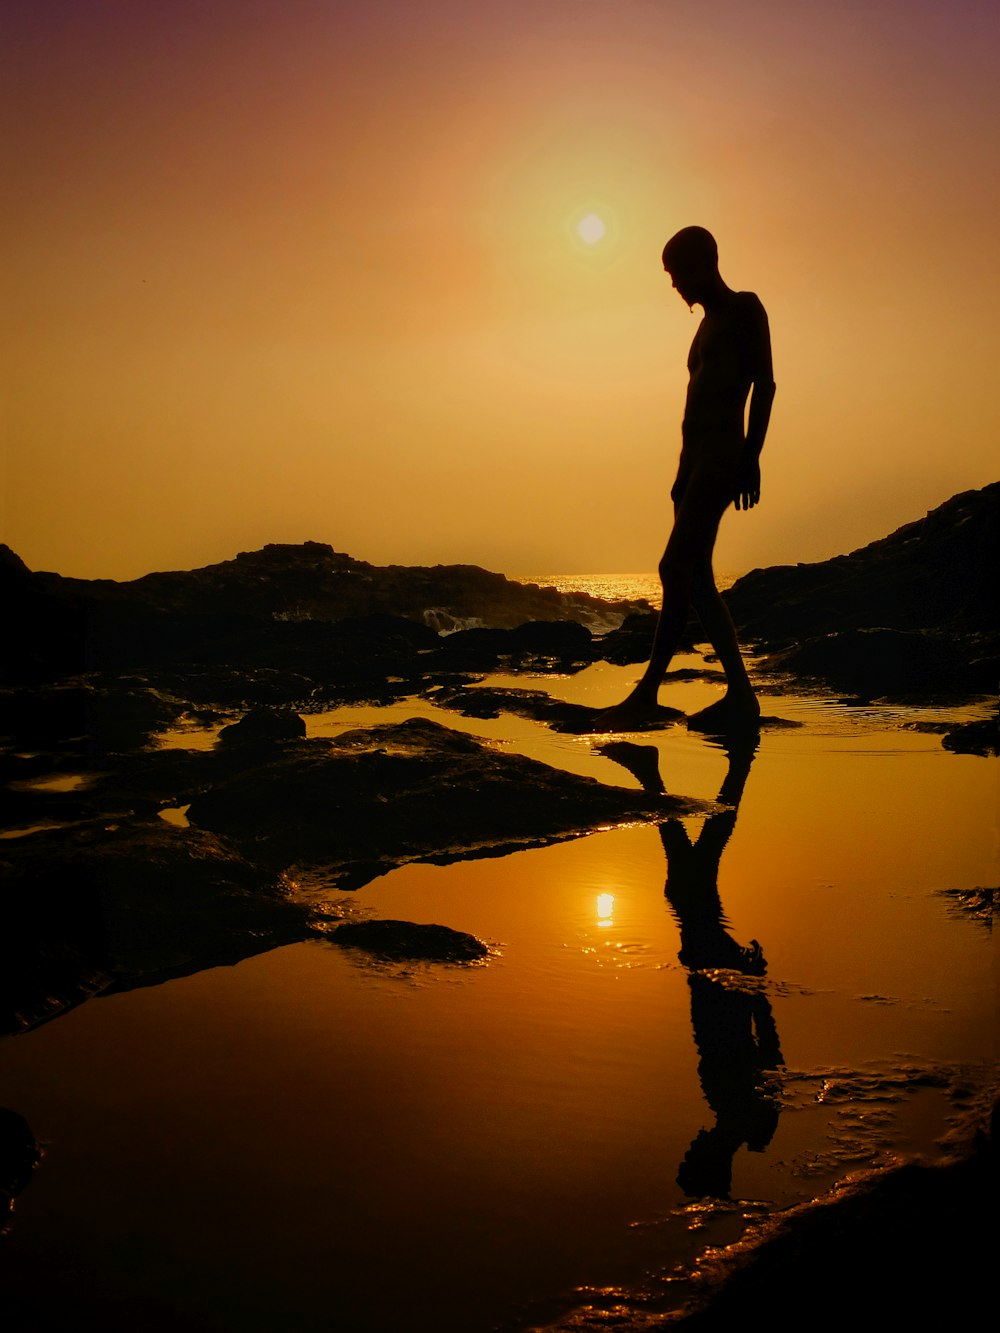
0, 660, 995, 1331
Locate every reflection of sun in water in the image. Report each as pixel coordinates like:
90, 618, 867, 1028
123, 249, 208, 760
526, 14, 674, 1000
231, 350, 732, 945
577, 212, 606, 244
596, 892, 615, 928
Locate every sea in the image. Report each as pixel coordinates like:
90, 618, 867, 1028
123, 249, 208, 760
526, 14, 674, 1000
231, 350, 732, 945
513, 570, 739, 604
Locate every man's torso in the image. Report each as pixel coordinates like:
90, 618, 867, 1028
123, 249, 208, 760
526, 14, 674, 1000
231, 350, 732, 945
682, 290, 763, 448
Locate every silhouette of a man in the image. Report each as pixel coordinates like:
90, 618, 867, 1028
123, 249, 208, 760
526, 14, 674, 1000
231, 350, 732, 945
599, 227, 774, 731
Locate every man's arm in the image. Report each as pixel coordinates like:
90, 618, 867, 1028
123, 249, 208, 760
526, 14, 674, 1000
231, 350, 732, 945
735, 298, 775, 511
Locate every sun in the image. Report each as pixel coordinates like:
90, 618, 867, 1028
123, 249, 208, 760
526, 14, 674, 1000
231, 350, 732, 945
576, 212, 606, 245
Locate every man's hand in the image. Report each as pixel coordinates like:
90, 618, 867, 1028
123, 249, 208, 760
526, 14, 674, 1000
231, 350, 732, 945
733, 457, 760, 511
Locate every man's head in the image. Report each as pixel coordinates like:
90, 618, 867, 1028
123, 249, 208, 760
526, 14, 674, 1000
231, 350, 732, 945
662, 227, 719, 306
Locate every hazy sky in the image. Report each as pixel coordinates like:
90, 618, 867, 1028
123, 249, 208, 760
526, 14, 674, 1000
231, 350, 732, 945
5, 0, 999, 579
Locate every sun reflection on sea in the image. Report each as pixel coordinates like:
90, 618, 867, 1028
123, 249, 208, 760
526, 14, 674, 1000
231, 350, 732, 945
596, 892, 615, 928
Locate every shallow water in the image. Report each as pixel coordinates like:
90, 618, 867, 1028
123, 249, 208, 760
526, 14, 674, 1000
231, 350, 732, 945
1, 661, 996, 1331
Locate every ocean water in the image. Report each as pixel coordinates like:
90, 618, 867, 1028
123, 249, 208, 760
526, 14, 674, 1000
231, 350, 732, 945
0, 658, 995, 1332
513, 571, 739, 604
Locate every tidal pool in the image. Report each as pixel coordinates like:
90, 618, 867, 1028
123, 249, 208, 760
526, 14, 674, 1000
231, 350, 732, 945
0, 660, 995, 1331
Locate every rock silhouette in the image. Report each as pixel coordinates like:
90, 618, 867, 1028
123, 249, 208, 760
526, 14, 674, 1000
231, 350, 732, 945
724, 482, 999, 697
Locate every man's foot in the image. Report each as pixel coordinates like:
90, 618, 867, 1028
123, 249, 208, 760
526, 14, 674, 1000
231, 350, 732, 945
589, 698, 679, 733
686, 693, 761, 735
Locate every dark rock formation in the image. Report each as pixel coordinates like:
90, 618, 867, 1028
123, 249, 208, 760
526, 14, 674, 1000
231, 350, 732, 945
662, 1090, 998, 1329
4, 484, 995, 706
0, 544, 91, 681
509, 619, 594, 656
330, 919, 489, 964
942, 707, 1000, 756
427, 684, 684, 733
934, 885, 995, 929
1, 541, 639, 686
0, 713, 707, 1027
428, 620, 595, 674
724, 483, 999, 698
217, 706, 307, 747
0, 820, 310, 1033
0, 679, 186, 752
186, 717, 704, 882
598, 610, 658, 664
764, 627, 993, 696
0, 1107, 39, 1234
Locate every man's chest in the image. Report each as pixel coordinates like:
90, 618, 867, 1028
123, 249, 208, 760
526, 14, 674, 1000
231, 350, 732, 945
687, 315, 747, 381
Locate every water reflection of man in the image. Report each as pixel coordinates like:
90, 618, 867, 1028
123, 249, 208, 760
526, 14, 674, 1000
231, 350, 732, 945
602, 735, 783, 1199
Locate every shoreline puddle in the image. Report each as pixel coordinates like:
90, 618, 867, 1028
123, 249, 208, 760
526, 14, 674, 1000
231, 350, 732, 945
0, 661, 996, 1331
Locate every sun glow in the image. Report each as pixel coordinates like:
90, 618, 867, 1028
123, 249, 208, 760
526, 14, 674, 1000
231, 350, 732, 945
576, 212, 606, 244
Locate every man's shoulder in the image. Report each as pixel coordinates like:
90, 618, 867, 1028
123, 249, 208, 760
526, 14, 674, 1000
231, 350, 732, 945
736, 290, 767, 314
732, 291, 770, 334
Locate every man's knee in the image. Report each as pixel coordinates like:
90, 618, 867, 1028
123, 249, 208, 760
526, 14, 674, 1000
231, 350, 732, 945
661, 512, 717, 575
659, 539, 699, 586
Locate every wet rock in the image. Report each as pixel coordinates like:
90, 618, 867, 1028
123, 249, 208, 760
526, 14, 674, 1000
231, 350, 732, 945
762, 628, 994, 697
235, 614, 440, 695
664, 1088, 999, 1328
186, 717, 702, 882
509, 619, 593, 657
217, 706, 307, 747
942, 707, 1000, 756
427, 630, 506, 672
428, 684, 684, 733
0, 680, 186, 751
934, 885, 995, 928
0, 742, 226, 836
328, 613, 441, 651
108, 666, 320, 709
330, 919, 489, 963
594, 610, 659, 665
591, 610, 701, 667
0, 1107, 40, 1234
0, 820, 311, 1032
422, 607, 472, 634
427, 620, 594, 673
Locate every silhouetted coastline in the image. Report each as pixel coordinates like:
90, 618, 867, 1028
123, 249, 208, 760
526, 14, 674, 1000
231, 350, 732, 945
3, 483, 997, 711
1, 484, 997, 1327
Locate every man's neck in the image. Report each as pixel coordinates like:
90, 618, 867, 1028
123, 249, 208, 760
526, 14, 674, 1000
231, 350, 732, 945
699, 274, 735, 313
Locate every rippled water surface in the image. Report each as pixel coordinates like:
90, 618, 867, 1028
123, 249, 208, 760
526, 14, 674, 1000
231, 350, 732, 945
0, 660, 995, 1331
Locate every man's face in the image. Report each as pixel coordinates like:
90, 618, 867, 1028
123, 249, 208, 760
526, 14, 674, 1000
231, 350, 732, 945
664, 262, 701, 306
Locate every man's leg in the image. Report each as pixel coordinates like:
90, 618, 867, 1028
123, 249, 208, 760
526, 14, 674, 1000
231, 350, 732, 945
622, 543, 695, 708
595, 474, 728, 726
690, 562, 758, 715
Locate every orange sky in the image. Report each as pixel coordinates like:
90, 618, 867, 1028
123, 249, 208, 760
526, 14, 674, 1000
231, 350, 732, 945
5, 0, 999, 580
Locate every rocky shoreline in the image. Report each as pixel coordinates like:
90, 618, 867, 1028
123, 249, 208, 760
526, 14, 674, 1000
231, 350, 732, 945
727, 481, 999, 703
2, 482, 998, 1316
4, 481, 996, 710
5, 485, 993, 1019
525, 1076, 998, 1331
